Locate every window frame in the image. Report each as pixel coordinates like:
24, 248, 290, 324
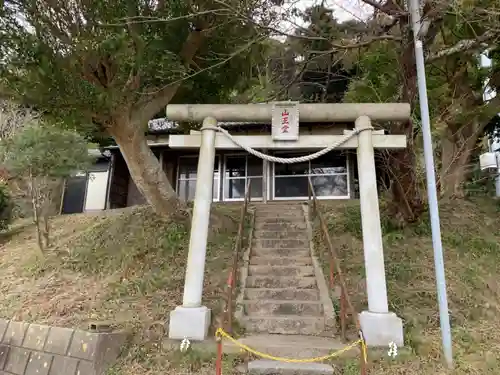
223, 153, 264, 202
271, 151, 350, 200
177, 155, 221, 202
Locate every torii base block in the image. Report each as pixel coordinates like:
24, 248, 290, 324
168, 306, 211, 341
359, 311, 404, 347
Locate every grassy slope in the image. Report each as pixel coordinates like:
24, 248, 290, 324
314, 198, 500, 375
2, 198, 498, 375
0, 204, 246, 375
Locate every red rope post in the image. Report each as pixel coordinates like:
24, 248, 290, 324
340, 288, 347, 342
215, 338, 223, 375
226, 270, 234, 333
359, 346, 367, 375
227, 271, 234, 289
329, 258, 335, 289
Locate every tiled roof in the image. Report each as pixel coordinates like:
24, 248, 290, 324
148, 118, 178, 131
148, 118, 268, 132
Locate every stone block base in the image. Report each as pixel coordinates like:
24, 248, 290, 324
168, 306, 211, 341
359, 311, 404, 347
0, 318, 128, 375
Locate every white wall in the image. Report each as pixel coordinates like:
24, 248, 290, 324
84, 171, 109, 211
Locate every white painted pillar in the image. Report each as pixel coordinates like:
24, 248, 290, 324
355, 116, 388, 313
356, 115, 403, 347
168, 116, 216, 341
182, 117, 217, 307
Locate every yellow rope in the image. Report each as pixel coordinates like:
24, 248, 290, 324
216, 328, 364, 364
361, 338, 368, 363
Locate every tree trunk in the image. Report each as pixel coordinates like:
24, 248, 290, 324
386, 142, 425, 224
28, 172, 44, 256
382, 2, 448, 224
43, 213, 50, 248
440, 125, 481, 198
109, 119, 186, 218
385, 23, 425, 224
41, 179, 51, 248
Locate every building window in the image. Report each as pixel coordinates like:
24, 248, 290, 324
177, 156, 220, 201
310, 153, 348, 197
273, 157, 309, 198
273, 152, 349, 199
224, 155, 263, 200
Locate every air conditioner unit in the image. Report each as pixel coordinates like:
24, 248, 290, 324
479, 152, 498, 170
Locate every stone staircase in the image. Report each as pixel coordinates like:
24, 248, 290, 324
239, 203, 335, 336
241, 203, 335, 336
236, 203, 340, 374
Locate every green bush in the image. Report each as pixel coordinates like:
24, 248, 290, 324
0, 184, 13, 230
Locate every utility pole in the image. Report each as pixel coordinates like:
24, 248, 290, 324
408, 0, 453, 368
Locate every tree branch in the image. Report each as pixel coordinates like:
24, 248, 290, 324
309, 34, 401, 54
131, 26, 207, 125
427, 30, 499, 62
479, 93, 500, 124
361, 0, 407, 17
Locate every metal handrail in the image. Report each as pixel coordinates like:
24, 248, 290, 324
307, 177, 367, 375
219, 178, 253, 334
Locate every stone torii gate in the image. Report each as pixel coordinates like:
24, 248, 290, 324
166, 103, 409, 347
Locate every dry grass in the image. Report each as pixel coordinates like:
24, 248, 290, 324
0, 204, 246, 374
314, 197, 500, 375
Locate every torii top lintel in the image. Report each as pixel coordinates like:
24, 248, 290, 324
165, 103, 411, 123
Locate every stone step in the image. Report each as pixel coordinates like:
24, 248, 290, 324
254, 207, 304, 213
253, 239, 309, 248
249, 257, 312, 266
253, 230, 308, 239
247, 360, 334, 375
254, 205, 304, 210
241, 316, 326, 335
253, 203, 304, 210
234, 334, 352, 360
256, 218, 305, 225
244, 288, 320, 301
253, 216, 305, 221
255, 213, 305, 220
242, 300, 323, 316
255, 223, 308, 231
248, 265, 314, 277
246, 276, 317, 289
252, 248, 310, 257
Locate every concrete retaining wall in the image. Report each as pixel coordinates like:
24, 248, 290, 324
0, 319, 128, 375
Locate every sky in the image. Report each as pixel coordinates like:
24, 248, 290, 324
276, 0, 372, 36
481, 54, 495, 102
296, 0, 371, 21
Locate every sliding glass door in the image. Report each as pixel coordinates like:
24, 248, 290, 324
309, 154, 349, 198
273, 156, 309, 199
272, 152, 349, 200
176, 151, 348, 202
177, 156, 220, 201
224, 154, 263, 201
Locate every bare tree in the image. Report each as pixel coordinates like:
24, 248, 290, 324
0, 101, 39, 140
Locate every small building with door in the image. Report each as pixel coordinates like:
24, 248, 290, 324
103, 118, 400, 208
60, 106, 404, 214
60, 149, 111, 214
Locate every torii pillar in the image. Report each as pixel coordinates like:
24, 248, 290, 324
166, 103, 407, 346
